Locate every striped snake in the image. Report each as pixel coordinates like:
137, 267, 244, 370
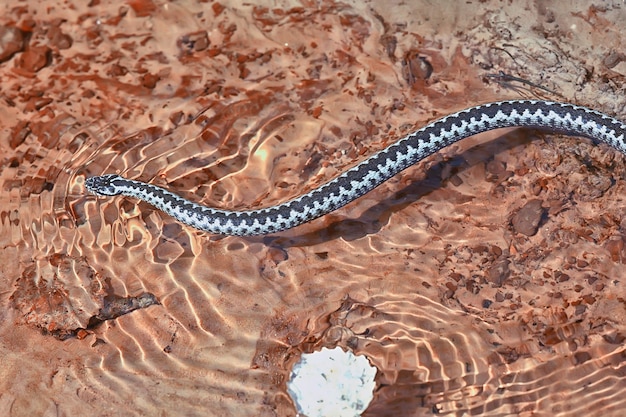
85, 100, 626, 236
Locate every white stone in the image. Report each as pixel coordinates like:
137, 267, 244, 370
287, 347, 377, 417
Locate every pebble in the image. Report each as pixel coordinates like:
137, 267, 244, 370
0, 25, 25, 62
15, 45, 51, 73
511, 199, 544, 236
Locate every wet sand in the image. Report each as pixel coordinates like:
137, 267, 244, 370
1, 1, 626, 416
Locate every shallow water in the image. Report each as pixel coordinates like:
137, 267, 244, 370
1, 1, 626, 416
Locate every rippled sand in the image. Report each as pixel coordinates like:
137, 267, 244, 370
1, 1, 626, 416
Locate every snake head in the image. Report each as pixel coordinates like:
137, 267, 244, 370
85, 174, 124, 196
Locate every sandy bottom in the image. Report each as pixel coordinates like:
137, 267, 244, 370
1, 1, 626, 416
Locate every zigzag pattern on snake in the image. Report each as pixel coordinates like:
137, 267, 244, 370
85, 100, 626, 236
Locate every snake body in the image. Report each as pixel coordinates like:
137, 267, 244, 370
85, 100, 626, 236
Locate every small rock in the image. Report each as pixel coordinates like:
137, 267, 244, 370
15, 45, 51, 73
287, 347, 377, 417
511, 199, 544, 236
141, 72, 160, 89
486, 258, 511, 287
47, 22, 73, 50
0, 25, 25, 62
178, 30, 210, 53
402, 50, 432, 85
10, 254, 107, 340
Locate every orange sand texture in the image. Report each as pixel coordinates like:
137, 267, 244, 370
1, 1, 626, 416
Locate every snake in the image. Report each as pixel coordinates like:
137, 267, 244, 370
85, 100, 626, 236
